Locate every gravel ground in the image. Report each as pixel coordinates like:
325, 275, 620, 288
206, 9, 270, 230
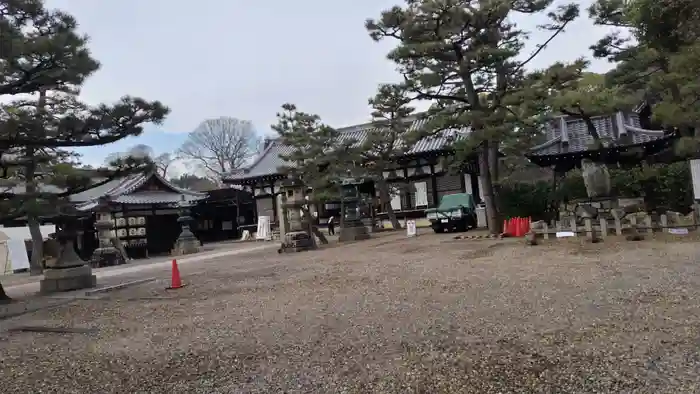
2, 232, 700, 393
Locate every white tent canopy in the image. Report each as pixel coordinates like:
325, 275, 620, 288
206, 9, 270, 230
0, 225, 56, 275
0, 225, 55, 241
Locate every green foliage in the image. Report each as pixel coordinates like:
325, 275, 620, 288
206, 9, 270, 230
365, 0, 580, 147
353, 84, 421, 176
365, 0, 581, 233
272, 103, 349, 196
589, 0, 700, 158
0, 0, 170, 221
498, 163, 693, 220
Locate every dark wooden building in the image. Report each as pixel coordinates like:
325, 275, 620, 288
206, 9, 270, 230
526, 110, 676, 171
71, 171, 208, 257
222, 116, 485, 227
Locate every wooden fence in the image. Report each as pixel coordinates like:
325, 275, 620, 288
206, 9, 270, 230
529, 213, 698, 242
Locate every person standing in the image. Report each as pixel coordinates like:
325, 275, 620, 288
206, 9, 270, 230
327, 215, 335, 235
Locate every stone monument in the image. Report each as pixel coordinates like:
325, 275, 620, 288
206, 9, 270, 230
40, 213, 96, 294
90, 198, 126, 267
171, 195, 201, 256
278, 177, 315, 253
338, 177, 370, 242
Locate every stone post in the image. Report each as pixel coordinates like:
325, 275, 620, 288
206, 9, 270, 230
40, 216, 96, 294
338, 178, 370, 242
171, 195, 201, 255
278, 177, 314, 253
90, 201, 124, 267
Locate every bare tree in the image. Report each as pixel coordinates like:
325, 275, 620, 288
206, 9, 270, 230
178, 117, 261, 181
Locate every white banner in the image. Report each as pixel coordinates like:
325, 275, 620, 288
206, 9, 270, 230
406, 220, 417, 237
256, 216, 271, 241
414, 182, 428, 208
390, 193, 401, 210
7, 238, 29, 271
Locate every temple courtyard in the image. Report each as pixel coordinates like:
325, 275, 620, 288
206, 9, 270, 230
1, 231, 700, 393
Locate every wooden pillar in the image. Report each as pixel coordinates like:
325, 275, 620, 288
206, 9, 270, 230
429, 164, 439, 208
270, 181, 277, 222
470, 173, 481, 204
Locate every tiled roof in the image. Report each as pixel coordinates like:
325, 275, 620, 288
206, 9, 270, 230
528, 112, 669, 157
223, 116, 469, 182
72, 171, 206, 211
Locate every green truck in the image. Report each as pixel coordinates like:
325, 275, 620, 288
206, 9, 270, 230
425, 193, 478, 233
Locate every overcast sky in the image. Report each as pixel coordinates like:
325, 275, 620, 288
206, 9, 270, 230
44, 0, 612, 171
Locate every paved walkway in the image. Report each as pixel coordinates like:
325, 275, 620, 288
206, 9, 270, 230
3, 242, 276, 298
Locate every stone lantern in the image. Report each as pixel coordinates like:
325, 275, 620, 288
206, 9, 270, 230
40, 210, 96, 293
279, 177, 314, 253
338, 177, 370, 242
90, 197, 125, 267
172, 194, 201, 255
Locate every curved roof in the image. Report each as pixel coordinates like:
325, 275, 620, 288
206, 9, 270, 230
223, 116, 470, 183
527, 112, 670, 157
73, 171, 206, 211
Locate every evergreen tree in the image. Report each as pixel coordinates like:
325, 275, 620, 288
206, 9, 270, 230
590, 0, 700, 156
365, 0, 580, 234
350, 83, 425, 230
0, 0, 168, 301
272, 103, 348, 199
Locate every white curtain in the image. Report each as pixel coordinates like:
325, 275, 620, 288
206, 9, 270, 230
390, 193, 402, 210
414, 182, 428, 207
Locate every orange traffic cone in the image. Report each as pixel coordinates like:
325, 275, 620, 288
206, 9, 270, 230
167, 259, 185, 290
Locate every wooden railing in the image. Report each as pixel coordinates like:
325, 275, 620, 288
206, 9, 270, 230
528, 212, 698, 243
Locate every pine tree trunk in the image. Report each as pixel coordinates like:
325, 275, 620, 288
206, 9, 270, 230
0, 281, 11, 304
479, 143, 501, 234
25, 147, 44, 276
376, 178, 402, 229
488, 142, 501, 214
581, 116, 611, 198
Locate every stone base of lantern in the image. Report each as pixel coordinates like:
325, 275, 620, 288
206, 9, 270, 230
279, 231, 315, 253
171, 237, 201, 256
40, 265, 96, 294
339, 220, 371, 242
90, 247, 125, 268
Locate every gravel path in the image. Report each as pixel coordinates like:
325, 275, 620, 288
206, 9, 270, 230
2, 233, 700, 393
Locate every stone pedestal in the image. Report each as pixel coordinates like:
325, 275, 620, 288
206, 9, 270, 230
559, 197, 645, 224
40, 264, 96, 293
40, 222, 96, 294
338, 178, 371, 243
171, 200, 201, 256
90, 210, 125, 267
279, 178, 315, 253
339, 220, 370, 242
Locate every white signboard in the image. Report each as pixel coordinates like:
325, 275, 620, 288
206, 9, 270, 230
7, 238, 30, 271
690, 159, 700, 200
390, 193, 401, 210
669, 228, 689, 235
414, 182, 428, 208
256, 216, 271, 241
406, 220, 417, 237
555, 231, 576, 238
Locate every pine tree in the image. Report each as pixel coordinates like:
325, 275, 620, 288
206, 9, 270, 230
272, 103, 348, 199
590, 0, 700, 156
350, 83, 425, 230
0, 0, 168, 301
365, 0, 580, 234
